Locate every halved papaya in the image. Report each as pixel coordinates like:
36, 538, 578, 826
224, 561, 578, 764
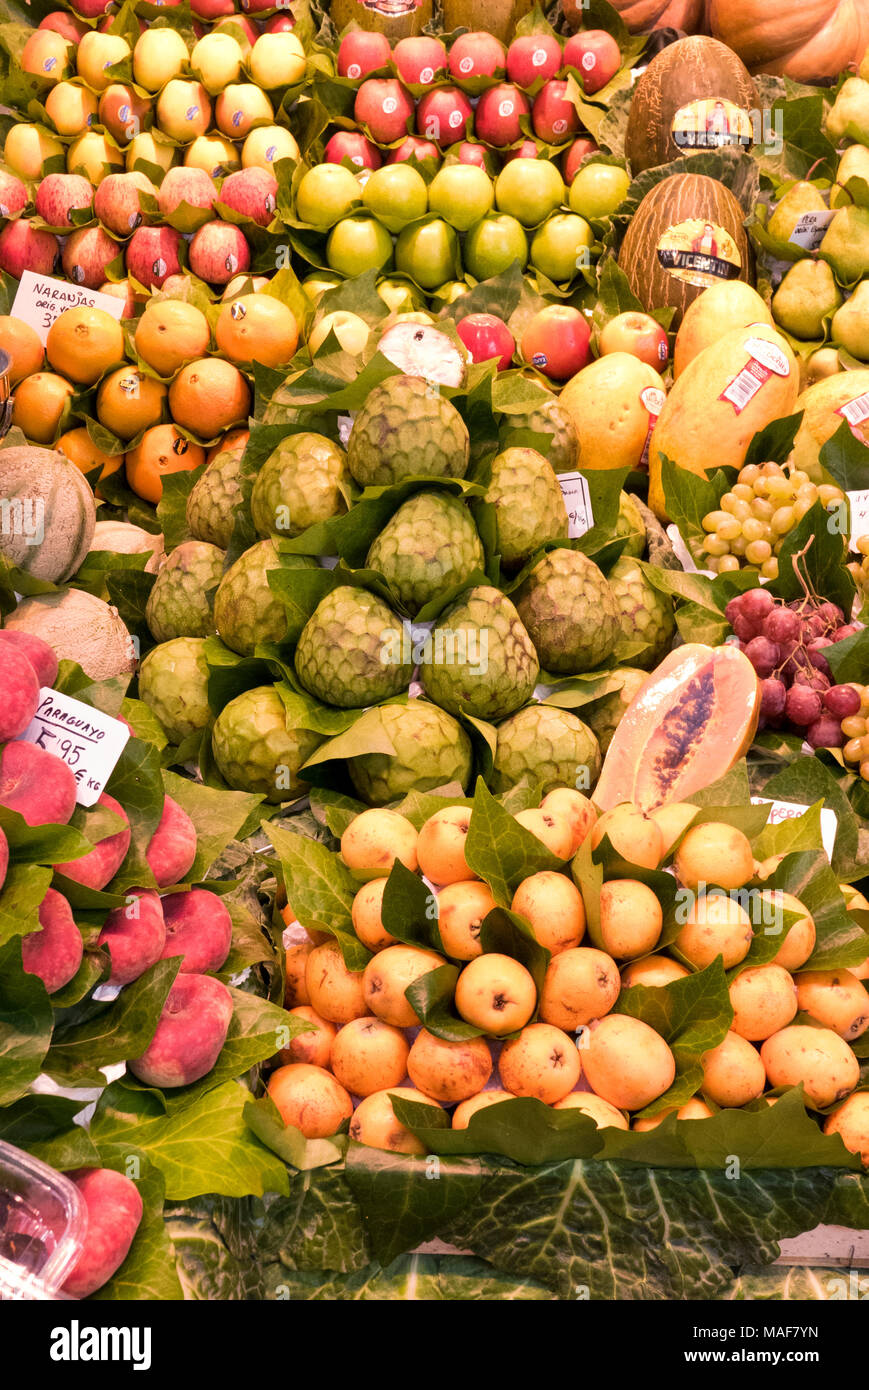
593, 643, 760, 814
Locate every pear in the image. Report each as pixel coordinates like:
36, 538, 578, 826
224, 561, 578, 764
831, 281, 869, 360
819, 206, 869, 283
804, 347, 842, 386
824, 76, 869, 143
831, 144, 869, 208
765, 180, 829, 261
772, 261, 842, 340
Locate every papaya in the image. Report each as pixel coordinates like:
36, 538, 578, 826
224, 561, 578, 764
647, 322, 799, 519
674, 282, 773, 378
558, 353, 666, 472
593, 643, 761, 814
791, 369, 869, 481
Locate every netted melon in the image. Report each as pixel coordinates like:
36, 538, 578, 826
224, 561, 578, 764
0, 445, 95, 581
5, 588, 136, 680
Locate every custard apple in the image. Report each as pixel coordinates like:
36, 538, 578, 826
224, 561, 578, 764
185, 434, 247, 549
366, 491, 485, 614
491, 704, 601, 797
420, 585, 539, 722
615, 491, 646, 559
484, 446, 568, 571
514, 548, 619, 674
212, 684, 322, 802
214, 540, 315, 658
251, 431, 348, 539
137, 637, 212, 743
294, 585, 413, 708
347, 375, 469, 487
145, 540, 224, 642
583, 667, 649, 753
607, 556, 676, 670
345, 699, 474, 805
501, 395, 579, 473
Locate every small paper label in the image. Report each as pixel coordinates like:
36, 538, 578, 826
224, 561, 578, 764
836, 391, 869, 440
18, 689, 130, 808
719, 340, 789, 415
666, 524, 715, 577
750, 796, 838, 862
558, 471, 593, 538
11, 271, 125, 346
787, 209, 835, 252
638, 386, 666, 471
671, 98, 753, 153
848, 488, 869, 549
657, 218, 742, 289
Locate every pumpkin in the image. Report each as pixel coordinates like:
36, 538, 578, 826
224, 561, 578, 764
0, 446, 95, 582
707, 0, 869, 82
602, 0, 708, 32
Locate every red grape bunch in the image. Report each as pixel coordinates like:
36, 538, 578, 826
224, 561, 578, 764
724, 586, 862, 748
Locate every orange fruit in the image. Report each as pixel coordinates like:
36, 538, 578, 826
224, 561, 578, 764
168, 357, 251, 437
11, 372, 73, 444
46, 304, 125, 386
134, 299, 211, 377
57, 426, 124, 486
206, 427, 249, 465
0, 315, 44, 385
125, 423, 206, 504
96, 368, 167, 440
214, 294, 298, 368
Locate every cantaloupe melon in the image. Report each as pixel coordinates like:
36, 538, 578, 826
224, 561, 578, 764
90, 520, 165, 574
0, 445, 95, 581
5, 588, 136, 680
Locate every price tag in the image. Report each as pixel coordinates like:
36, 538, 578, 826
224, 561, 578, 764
751, 796, 838, 862
18, 689, 130, 807
787, 209, 836, 252
848, 488, 869, 550
10, 271, 125, 346
558, 471, 593, 538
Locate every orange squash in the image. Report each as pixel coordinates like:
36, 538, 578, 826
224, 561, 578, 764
707, 0, 869, 82
593, 643, 760, 813
592, 0, 707, 32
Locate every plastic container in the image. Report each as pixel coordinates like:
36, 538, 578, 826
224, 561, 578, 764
0, 1141, 86, 1300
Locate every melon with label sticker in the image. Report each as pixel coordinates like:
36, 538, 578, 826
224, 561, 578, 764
558, 352, 666, 471
647, 322, 799, 518
791, 369, 869, 482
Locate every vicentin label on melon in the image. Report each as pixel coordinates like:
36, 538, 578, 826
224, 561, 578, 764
671, 99, 753, 152
719, 337, 791, 414
657, 219, 741, 288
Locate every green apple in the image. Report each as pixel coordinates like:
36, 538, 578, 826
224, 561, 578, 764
530, 212, 594, 282
361, 163, 428, 233
377, 275, 426, 312
428, 163, 494, 231
568, 163, 630, 220
431, 279, 471, 304
295, 163, 360, 228
463, 212, 528, 279
495, 158, 565, 227
301, 270, 344, 302
326, 213, 394, 277
309, 309, 370, 356
395, 217, 459, 290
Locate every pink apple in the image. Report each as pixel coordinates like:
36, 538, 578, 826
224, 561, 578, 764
218, 167, 277, 225
337, 29, 391, 80
191, 0, 235, 14
0, 170, 28, 219
474, 83, 530, 147
563, 30, 621, 96
394, 35, 446, 86
214, 14, 259, 45
448, 31, 505, 80
62, 225, 118, 289
324, 130, 382, 170
158, 166, 217, 220
98, 13, 145, 33
387, 135, 441, 165
532, 79, 581, 144
188, 220, 251, 284
125, 224, 183, 289
506, 35, 562, 88
456, 312, 514, 370
35, 172, 93, 228
562, 136, 600, 183
453, 140, 497, 173
598, 311, 669, 371
354, 78, 415, 144
39, 10, 88, 41
521, 304, 591, 380
94, 171, 155, 237
0, 219, 59, 277
264, 12, 296, 31
74, 0, 113, 15
501, 138, 541, 164
417, 86, 474, 147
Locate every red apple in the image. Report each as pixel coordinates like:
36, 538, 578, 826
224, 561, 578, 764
417, 86, 473, 147
387, 135, 441, 166
39, 10, 88, 41
521, 304, 591, 381
74, 0, 113, 15
324, 130, 382, 170
0, 171, 28, 220
563, 31, 621, 96
191, 0, 235, 15
35, 172, 93, 228
501, 138, 541, 164
214, 14, 259, 45
562, 137, 600, 183
598, 311, 669, 371
506, 35, 562, 88
394, 35, 446, 86
475, 83, 530, 147
456, 312, 514, 370
453, 141, 497, 174
448, 31, 506, 80
125, 224, 183, 290
337, 30, 391, 80
264, 13, 296, 32
532, 79, 581, 144
0, 219, 59, 277
354, 77, 415, 144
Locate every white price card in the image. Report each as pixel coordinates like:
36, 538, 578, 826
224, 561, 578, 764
751, 796, 838, 862
848, 489, 869, 550
10, 271, 125, 345
559, 471, 593, 539
787, 210, 836, 252
18, 689, 130, 808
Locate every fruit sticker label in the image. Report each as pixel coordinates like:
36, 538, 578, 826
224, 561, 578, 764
657, 219, 742, 288
671, 99, 753, 152
558, 471, 593, 538
787, 209, 835, 252
750, 797, 838, 862
848, 489, 869, 549
719, 336, 791, 414
17, 689, 130, 808
11, 270, 125, 345
638, 385, 666, 472
835, 391, 869, 441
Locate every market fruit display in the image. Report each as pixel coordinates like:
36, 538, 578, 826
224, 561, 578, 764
0, 0, 868, 1308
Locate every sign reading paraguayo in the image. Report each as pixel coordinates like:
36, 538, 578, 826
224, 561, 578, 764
10, 271, 125, 345
19, 689, 130, 807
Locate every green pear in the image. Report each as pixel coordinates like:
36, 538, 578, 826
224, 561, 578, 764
805, 347, 842, 384
772, 260, 843, 340
824, 76, 869, 143
765, 180, 829, 261
819, 206, 869, 283
831, 144, 869, 208
831, 281, 869, 360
